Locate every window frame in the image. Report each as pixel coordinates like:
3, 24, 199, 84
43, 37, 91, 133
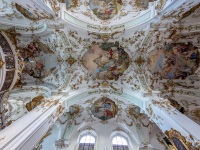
110, 132, 132, 150
77, 130, 98, 150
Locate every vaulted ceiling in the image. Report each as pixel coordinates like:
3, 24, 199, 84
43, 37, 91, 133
0, 0, 200, 149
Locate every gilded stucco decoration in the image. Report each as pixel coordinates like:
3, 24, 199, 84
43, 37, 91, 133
3, 92, 49, 126
10, 30, 73, 89
155, 0, 167, 11
0, 60, 5, 69
167, 97, 185, 114
2, 10, 23, 21
62, 0, 170, 26
38, 128, 53, 145
81, 10, 97, 21
134, 55, 145, 67
190, 108, 200, 123
124, 105, 154, 128
15, 3, 53, 21
0, 0, 11, 13
78, 126, 95, 132
126, 105, 142, 119
145, 98, 179, 129
66, 55, 77, 66
25, 95, 45, 111
161, 2, 200, 21
0, 0, 23, 21
48, 0, 60, 13
1, 1, 200, 149
88, 31, 125, 41
165, 129, 199, 150
0, 23, 47, 35
179, 3, 200, 20
58, 104, 84, 125
67, 28, 141, 92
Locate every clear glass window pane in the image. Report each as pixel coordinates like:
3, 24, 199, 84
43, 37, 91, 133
112, 136, 128, 146
80, 135, 95, 144
80, 136, 86, 143
79, 135, 95, 150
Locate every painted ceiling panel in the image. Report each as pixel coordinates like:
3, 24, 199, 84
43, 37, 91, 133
0, 0, 200, 150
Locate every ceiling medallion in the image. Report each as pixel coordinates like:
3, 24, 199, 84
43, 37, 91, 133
91, 97, 118, 121
134, 56, 145, 67
82, 42, 130, 80
66, 55, 77, 66
89, 0, 122, 20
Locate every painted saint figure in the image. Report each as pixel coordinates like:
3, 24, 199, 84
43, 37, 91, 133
149, 43, 199, 79
91, 97, 118, 121
89, 0, 122, 20
82, 43, 129, 80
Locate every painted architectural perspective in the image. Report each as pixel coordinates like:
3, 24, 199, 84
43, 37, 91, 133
0, 0, 200, 150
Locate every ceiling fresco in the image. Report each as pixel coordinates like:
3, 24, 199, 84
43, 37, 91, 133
147, 29, 200, 126
133, 0, 149, 9
89, 0, 122, 20
18, 42, 57, 80
82, 42, 130, 80
39, 95, 166, 150
149, 43, 199, 79
1, 0, 200, 149
91, 97, 118, 121
59, 0, 78, 9
60, 0, 160, 26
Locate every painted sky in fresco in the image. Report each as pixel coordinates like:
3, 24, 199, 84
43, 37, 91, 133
91, 97, 118, 121
82, 42, 130, 80
89, 0, 122, 20
149, 43, 199, 79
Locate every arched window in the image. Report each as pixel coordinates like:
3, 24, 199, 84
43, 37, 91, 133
78, 134, 95, 150
112, 135, 129, 150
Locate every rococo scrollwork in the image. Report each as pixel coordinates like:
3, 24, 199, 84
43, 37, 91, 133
165, 129, 198, 150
